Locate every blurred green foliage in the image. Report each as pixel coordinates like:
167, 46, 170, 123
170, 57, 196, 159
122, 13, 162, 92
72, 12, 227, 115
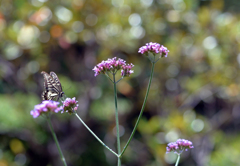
0, 0, 240, 165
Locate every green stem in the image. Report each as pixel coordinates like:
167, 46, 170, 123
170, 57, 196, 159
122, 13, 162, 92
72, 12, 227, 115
47, 117, 67, 166
175, 154, 180, 166
120, 62, 155, 157
113, 74, 121, 166
74, 113, 119, 157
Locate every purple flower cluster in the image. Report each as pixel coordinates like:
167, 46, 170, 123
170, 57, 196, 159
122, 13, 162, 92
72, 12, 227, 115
166, 139, 194, 154
138, 42, 169, 57
30, 101, 62, 118
92, 57, 134, 77
62, 97, 79, 114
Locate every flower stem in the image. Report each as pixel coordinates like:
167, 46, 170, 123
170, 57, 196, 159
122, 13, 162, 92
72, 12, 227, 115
119, 62, 155, 157
175, 154, 180, 166
113, 74, 121, 166
74, 112, 119, 157
47, 117, 67, 166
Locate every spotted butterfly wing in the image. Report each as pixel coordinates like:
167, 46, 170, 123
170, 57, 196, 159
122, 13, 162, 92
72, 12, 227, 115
41, 71, 64, 101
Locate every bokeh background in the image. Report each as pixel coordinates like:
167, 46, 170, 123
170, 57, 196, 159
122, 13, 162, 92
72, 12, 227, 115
1, 0, 240, 165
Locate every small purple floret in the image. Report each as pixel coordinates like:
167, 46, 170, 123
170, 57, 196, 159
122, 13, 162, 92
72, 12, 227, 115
93, 57, 134, 77
138, 42, 169, 57
30, 101, 62, 118
166, 139, 194, 155
62, 97, 79, 114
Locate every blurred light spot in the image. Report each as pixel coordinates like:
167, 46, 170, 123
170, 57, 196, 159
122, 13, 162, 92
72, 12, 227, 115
17, 26, 39, 47
112, 0, 124, 7
173, 0, 186, 11
199, 89, 213, 103
50, 25, 62, 38
0, 19, 6, 30
183, 110, 196, 123
10, 139, 25, 154
105, 23, 122, 36
215, 13, 233, 26
191, 119, 204, 132
72, 21, 84, 33
189, 22, 201, 34
55, 6, 72, 24
130, 26, 145, 39
217, 86, 229, 99
128, 13, 141, 26
165, 78, 178, 91
96, 28, 108, 41
141, 0, 153, 7
27, 61, 40, 74
113, 125, 125, 137
4, 43, 22, 60
17, 25, 39, 47
156, 132, 166, 144
89, 87, 102, 99
165, 130, 179, 142
65, 31, 78, 44
118, 81, 132, 95
58, 37, 70, 49
227, 84, 239, 97
39, 0, 48, 2
167, 64, 179, 77
73, 0, 84, 6
39, 31, 50, 43
167, 10, 180, 22
119, 5, 131, 16
183, 11, 197, 25
82, 30, 95, 44
85, 14, 98, 26
14, 154, 27, 166
153, 19, 166, 34
30, 0, 43, 7
165, 153, 177, 164
13, 21, 24, 33
203, 36, 217, 50
29, 7, 52, 26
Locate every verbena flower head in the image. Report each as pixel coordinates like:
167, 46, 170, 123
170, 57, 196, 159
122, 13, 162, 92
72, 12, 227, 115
93, 57, 134, 77
166, 139, 194, 155
30, 100, 63, 118
138, 42, 169, 58
62, 97, 79, 114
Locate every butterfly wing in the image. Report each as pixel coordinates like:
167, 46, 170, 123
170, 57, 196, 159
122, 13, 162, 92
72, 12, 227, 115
41, 71, 64, 101
50, 72, 63, 92
42, 90, 59, 101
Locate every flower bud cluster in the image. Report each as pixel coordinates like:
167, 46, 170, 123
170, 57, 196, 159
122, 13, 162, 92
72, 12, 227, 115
30, 101, 62, 118
138, 42, 169, 58
166, 139, 194, 154
62, 97, 79, 114
93, 57, 134, 77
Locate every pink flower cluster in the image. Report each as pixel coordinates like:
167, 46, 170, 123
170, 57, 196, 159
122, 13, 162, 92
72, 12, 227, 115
62, 97, 79, 114
166, 139, 194, 154
92, 57, 134, 77
121, 63, 134, 77
138, 42, 169, 57
30, 101, 62, 118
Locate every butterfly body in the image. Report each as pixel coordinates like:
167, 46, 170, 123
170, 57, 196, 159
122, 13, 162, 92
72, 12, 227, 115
41, 71, 64, 101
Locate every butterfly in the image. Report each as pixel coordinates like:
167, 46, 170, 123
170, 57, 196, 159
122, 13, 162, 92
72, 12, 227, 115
41, 71, 64, 101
